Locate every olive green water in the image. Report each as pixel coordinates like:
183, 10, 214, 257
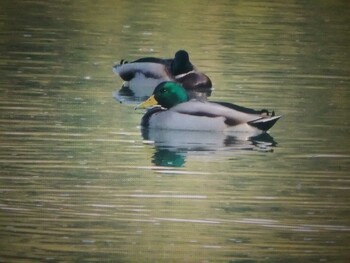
0, 1, 349, 262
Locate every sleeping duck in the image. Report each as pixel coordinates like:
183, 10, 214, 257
113, 50, 212, 97
135, 81, 281, 134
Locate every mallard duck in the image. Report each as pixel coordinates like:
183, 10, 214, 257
136, 81, 281, 134
113, 50, 212, 96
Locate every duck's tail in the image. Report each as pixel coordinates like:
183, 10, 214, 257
248, 115, 281, 131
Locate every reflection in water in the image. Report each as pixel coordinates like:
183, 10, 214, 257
142, 129, 277, 167
152, 148, 186, 167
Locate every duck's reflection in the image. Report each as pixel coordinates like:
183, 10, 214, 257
152, 148, 187, 167
114, 85, 212, 105
141, 129, 277, 167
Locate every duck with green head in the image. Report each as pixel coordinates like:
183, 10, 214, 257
136, 81, 281, 134
113, 50, 212, 97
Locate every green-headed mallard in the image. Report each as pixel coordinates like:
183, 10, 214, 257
113, 50, 212, 97
136, 81, 281, 134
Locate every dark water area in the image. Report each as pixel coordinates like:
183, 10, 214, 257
0, 0, 349, 262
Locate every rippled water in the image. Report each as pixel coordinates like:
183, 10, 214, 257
1, 0, 349, 262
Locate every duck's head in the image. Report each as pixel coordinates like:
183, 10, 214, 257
136, 81, 189, 109
171, 50, 194, 75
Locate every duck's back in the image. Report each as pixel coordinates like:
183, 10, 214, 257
133, 57, 172, 67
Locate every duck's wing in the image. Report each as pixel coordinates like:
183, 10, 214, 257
212, 101, 266, 115
173, 101, 281, 130
175, 71, 212, 89
113, 62, 173, 81
212, 101, 281, 130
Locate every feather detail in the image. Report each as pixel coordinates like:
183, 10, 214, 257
172, 101, 263, 124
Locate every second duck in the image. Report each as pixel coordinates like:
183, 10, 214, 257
113, 50, 212, 97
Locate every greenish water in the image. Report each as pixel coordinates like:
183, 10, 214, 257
0, 0, 349, 262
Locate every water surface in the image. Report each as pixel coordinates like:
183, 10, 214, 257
0, 0, 349, 262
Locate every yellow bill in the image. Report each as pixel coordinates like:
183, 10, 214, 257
135, 95, 159, 109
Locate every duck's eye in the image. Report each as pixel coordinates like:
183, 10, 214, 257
159, 88, 167, 94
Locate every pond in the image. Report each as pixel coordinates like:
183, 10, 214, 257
0, 0, 349, 262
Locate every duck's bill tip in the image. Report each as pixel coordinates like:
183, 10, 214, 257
134, 95, 159, 110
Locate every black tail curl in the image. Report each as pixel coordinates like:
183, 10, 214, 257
260, 109, 275, 116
